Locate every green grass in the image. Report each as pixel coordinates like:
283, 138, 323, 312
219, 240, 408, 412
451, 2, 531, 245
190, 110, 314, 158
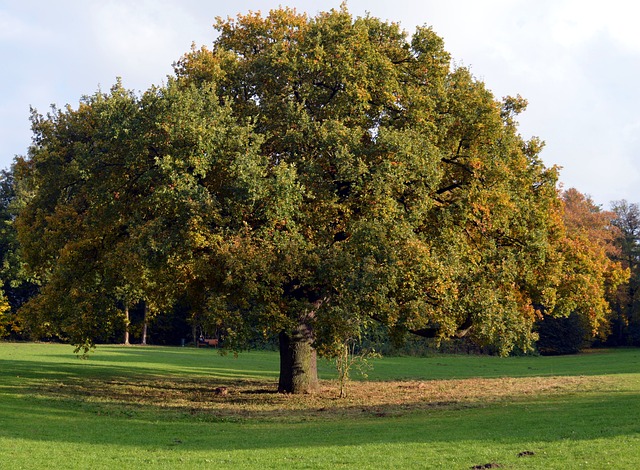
1, 342, 640, 469
365, 348, 640, 380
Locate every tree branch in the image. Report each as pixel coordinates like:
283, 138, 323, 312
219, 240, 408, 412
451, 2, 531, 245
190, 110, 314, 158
436, 181, 464, 195
409, 313, 473, 339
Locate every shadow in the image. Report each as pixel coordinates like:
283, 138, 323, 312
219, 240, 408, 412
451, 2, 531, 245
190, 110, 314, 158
9, 343, 640, 383
0, 351, 282, 385
1, 389, 639, 451
2, 343, 640, 468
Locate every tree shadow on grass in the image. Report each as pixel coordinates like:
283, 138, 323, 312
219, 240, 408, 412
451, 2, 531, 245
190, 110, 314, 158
0, 353, 280, 388
1, 388, 639, 452
2, 347, 640, 468
20, 343, 640, 382
3, 344, 639, 468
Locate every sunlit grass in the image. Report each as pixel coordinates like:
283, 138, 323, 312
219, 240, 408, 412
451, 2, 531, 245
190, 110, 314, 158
1, 342, 639, 469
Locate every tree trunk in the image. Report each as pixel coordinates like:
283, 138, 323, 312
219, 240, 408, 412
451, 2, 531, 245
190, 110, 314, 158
141, 303, 148, 346
124, 305, 130, 346
278, 323, 318, 394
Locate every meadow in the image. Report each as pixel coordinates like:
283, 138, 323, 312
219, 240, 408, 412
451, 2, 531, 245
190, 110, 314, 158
1, 342, 639, 469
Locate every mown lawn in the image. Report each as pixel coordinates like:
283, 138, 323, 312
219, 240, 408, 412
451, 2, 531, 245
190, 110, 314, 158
1, 343, 639, 469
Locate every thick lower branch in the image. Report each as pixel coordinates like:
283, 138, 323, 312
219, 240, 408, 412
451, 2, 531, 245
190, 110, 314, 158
409, 314, 473, 339
369, 311, 473, 339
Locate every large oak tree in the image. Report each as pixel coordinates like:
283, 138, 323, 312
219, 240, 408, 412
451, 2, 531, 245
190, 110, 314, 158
15, 7, 619, 392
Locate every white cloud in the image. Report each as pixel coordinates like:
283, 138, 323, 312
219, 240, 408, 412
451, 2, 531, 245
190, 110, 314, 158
622, 121, 640, 142
0, 10, 27, 39
549, 0, 640, 52
88, 1, 203, 86
0, 8, 50, 43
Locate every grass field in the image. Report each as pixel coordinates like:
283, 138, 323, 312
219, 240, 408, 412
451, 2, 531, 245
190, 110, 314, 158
1, 343, 639, 469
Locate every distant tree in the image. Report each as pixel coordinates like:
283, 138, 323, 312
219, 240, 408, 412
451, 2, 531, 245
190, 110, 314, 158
536, 312, 588, 355
0, 288, 10, 338
536, 188, 626, 354
15, 77, 255, 351
610, 200, 640, 344
557, 189, 627, 338
0, 167, 39, 338
562, 189, 620, 257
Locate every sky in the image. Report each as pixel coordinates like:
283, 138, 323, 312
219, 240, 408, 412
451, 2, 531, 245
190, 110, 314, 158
2, 0, 639, 207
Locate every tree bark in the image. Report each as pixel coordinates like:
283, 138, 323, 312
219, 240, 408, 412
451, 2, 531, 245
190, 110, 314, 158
278, 322, 318, 394
124, 304, 130, 346
141, 303, 148, 346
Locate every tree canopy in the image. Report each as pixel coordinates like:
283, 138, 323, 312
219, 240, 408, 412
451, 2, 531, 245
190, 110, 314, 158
13, 7, 625, 392
536, 189, 627, 354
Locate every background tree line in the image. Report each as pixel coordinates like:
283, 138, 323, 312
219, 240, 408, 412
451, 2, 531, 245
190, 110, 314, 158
0, 7, 635, 391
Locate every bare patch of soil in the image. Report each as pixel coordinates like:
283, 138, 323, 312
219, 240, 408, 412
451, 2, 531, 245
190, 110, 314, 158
38, 374, 611, 421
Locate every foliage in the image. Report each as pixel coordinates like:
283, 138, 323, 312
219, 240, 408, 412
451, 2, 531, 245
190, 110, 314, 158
333, 339, 379, 398
174, 7, 566, 359
0, 168, 39, 337
12, 7, 624, 392
609, 200, 640, 345
0, 289, 10, 337
15, 78, 258, 345
535, 189, 628, 353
